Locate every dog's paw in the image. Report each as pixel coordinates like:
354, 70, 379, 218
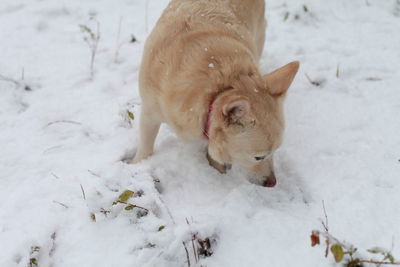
120, 149, 137, 164
130, 150, 154, 164
130, 157, 141, 164
206, 152, 228, 174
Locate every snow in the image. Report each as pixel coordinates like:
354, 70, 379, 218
1, 0, 400, 266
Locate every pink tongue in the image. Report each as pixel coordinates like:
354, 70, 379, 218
263, 174, 277, 187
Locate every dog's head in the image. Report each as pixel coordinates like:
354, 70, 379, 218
207, 61, 299, 187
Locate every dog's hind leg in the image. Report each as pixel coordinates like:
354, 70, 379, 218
132, 105, 161, 164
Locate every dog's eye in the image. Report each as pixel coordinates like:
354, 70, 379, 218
254, 155, 266, 161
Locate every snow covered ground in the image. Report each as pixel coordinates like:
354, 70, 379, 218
1, 0, 400, 266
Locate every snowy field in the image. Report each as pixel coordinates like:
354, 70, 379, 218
1, 0, 400, 266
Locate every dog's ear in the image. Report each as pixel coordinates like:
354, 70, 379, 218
222, 97, 250, 124
262, 61, 299, 97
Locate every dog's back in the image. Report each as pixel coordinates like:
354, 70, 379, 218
138, 0, 267, 139
164, 0, 266, 53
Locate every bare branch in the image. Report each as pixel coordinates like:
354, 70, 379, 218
312, 202, 400, 266
321, 200, 329, 232
88, 169, 101, 178
51, 173, 61, 179
45, 120, 82, 127
359, 259, 400, 265
53, 200, 69, 209
192, 235, 198, 263
116, 200, 149, 212
183, 241, 191, 267
305, 73, 322, 87
79, 20, 100, 79
0, 71, 32, 91
158, 194, 176, 225
114, 17, 123, 63
80, 184, 86, 200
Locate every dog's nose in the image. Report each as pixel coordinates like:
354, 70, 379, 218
263, 172, 277, 187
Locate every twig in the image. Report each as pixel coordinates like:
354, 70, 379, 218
53, 200, 69, 209
0, 73, 20, 87
117, 200, 149, 212
336, 64, 340, 78
305, 73, 321, 87
45, 120, 81, 127
130, 204, 149, 211
366, 77, 382, 81
49, 232, 57, 257
90, 22, 100, 79
283, 11, 290, 21
321, 200, 328, 232
80, 184, 86, 200
88, 169, 101, 178
321, 200, 330, 257
183, 241, 191, 267
114, 17, 123, 63
359, 260, 400, 265
0, 71, 32, 91
43, 145, 63, 154
185, 218, 199, 263
192, 235, 199, 263
158, 194, 176, 224
80, 21, 100, 80
51, 173, 61, 179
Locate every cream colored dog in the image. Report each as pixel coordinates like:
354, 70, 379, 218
132, 0, 299, 187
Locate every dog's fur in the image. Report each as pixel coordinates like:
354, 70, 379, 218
132, 0, 299, 186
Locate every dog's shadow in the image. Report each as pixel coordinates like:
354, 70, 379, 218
273, 150, 311, 204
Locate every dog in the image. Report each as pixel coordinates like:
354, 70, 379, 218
132, 0, 299, 187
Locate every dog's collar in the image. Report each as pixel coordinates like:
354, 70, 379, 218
203, 87, 235, 140
203, 100, 214, 140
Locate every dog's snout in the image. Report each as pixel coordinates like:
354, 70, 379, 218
263, 172, 277, 187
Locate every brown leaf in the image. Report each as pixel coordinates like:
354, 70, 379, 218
311, 232, 320, 247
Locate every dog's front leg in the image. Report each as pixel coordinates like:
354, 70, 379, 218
131, 105, 161, 164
